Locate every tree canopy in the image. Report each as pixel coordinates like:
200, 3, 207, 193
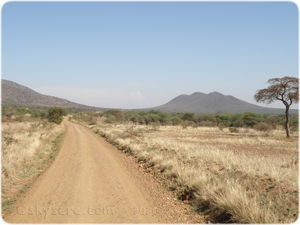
254, 76, 298, 137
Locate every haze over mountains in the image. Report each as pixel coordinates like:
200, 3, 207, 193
1, 79, 107, 110
2, 79, 298, 114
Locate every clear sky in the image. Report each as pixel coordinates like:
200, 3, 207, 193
2, 1, 299, 109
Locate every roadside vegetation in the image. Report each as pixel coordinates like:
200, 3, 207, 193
1, 105, 66, 213
72, 109, 298, 223
72, 109, 298, 133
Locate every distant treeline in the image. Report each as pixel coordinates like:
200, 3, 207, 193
72, 109, 298, 132
1, 105, 93, 122
2, 105, 298, 132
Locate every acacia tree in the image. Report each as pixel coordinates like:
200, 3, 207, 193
254, 77, 298, 137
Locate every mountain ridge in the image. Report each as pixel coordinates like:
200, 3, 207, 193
1, 79, 298, 114
1, 79, 107, 110
135, 91, 298, 114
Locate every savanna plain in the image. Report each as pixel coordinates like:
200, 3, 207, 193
2, 107, 65, 215
74, 110, 298, 224
1, 107, 299, 223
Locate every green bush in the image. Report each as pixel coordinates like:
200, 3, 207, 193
171, 117, 182, 125
231, 114, 244, 127
242, 112, 264, 127
128, 114, 143, 124
104, 109, 124, 121
158, 112, 170, 125
196, 114, 216, 123
253, 122, 273, 132
79, 115, 88, 122
104, 115, 117, 123
47, 107, 67, 124
144, 114, 160, 125
181, 113, 195, 121
219, 113, 232, 126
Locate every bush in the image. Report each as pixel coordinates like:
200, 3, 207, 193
219, 113, 232, 126
47, 107, 67, 124
171, 117, 182, 125
181, 113, 195, 121
253, 122, 273, 132
158, 112, 170, 125
104, 115, 117, 123
228, 127, 239, 133
144, 114, 160, 125
231, 114, 244, 127
104, 109, 124, 121
196, 114, 216, 123
243, 112, 264, 127
88, 116, 97, 125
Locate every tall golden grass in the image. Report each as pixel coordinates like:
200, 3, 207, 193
2, 119, 65, 199
2, 120, 64, 178
90, 121, 298, 223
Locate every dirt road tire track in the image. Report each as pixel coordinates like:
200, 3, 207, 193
4, 120, 167, 223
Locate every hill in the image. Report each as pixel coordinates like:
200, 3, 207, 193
136, 91, 298, 114
1, 79, 107, 110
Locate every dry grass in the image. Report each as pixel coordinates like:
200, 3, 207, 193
90, 121, 298, 223
2, 119, 65, 211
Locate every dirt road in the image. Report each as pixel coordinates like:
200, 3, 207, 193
5, 120, 167, 223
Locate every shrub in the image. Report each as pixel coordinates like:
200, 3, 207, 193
39, 111, 47, 119
181, 113, 195, 121
144, 114, 160, 125
104, 109, 124, 121
129, 114, 143, 124
47, 107, 67, 124
253, 122, 273, 132
79, 115, 88, 122
171, 117, 182, 125
88, 116, 97, 125
219, 113, 232, 127
158, 112, 170, 125
231, 114, 244, 127
228, 127, 239, 133
242, 112, 264, 127
196, 114, 216, 123
104, 115, 117, 123
289, 119, 298, 129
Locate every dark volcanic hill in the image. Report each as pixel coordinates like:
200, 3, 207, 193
1, 79, 106, 110
137, 91, 298, 114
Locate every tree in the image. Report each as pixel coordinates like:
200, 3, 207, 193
242, 112, 263, 127
254, 77, 299, 137
47, 107, 67, 124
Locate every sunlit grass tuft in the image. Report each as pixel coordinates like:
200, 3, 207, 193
93, 121, 298, 223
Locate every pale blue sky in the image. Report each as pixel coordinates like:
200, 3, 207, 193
2, 1, 299, 109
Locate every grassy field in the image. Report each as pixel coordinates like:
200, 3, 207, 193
1, 119, 65, 212
82, 119, 298, 223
